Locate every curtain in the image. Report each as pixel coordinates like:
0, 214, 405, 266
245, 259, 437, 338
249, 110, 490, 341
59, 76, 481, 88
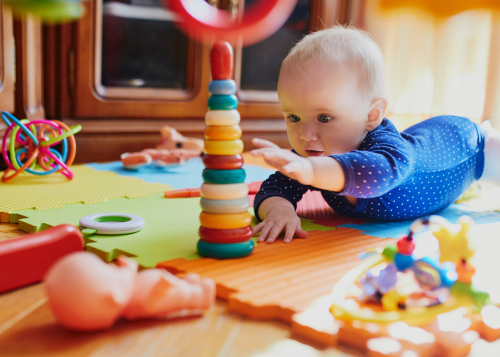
364, 3, 500, 130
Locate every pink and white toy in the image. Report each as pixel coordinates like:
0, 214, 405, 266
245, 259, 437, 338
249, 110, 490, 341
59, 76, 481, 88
44, 252, 216, 331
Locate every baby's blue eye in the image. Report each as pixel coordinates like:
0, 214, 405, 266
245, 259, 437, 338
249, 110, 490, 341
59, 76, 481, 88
318, 115, 333, 123
287, 115, 300, 123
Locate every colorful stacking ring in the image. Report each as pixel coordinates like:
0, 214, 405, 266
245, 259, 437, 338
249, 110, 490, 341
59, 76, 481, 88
204, 125, 242, 141
205, 140, 243, 155
202, 168, 245, 184
199, 211, 252, 229
200, 183, 248, 200
200, 197, 250, 214
197, 239, 255, 259
199, 226, 254, 243
208, 95, 238, 110
208, 80, 237, 95
203, 154, 244, 170
205, 110, 240, 126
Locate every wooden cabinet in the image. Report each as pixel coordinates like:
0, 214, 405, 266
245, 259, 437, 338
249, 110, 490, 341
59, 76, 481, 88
43, 0, 354, 163
0, 2, 14, 116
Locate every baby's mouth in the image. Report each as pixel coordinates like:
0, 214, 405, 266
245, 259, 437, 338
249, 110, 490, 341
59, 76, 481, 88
305, 150, 325, 157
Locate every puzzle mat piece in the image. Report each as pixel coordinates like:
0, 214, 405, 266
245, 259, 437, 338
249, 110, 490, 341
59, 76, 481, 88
87, 158, 274, 189
339, 204, 500, 239
12, 197, 332, 269
158, 228, 395, 323
0, 165, 171, 220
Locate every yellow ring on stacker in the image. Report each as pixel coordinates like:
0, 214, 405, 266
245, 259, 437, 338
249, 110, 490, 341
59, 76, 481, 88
205, 140, 243, 155
205, 110, 240, 126
200, 183, 248, 200
204, 125, 242, 141
199, 212, 252, 230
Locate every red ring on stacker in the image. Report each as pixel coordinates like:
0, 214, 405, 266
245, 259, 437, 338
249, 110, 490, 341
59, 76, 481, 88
199, 226, 254, 243
203, 154, 244, 170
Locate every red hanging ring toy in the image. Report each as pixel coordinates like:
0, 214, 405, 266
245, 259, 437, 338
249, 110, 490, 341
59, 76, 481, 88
166, 0, 298, 46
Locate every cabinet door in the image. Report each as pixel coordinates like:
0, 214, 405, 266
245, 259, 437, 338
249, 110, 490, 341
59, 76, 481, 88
0, 2, 14, 114
72, 0, 208, 118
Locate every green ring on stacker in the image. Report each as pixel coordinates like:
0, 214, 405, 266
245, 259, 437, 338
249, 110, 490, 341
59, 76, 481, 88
208, 95, 238, 110
197, 239, 255, 259
202, 169, 246, 184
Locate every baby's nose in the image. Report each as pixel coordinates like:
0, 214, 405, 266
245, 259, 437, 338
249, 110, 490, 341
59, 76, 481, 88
299, 125, 319, 141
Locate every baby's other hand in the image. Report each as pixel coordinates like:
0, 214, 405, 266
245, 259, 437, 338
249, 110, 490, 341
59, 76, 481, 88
251, 138, 314, 185
253, 205, 308, 244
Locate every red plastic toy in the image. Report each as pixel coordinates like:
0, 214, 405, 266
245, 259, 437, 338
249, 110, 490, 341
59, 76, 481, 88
166, 0, 298, 46
0, 225, 84, 294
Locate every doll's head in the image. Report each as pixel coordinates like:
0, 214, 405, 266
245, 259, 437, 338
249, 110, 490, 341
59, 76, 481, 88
278, 25, 388, 157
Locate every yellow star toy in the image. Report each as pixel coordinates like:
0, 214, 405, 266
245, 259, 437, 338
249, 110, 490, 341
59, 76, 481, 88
431, 215, 476, 265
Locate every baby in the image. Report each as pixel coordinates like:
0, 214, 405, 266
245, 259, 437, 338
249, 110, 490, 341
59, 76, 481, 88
252, 25, 500, 244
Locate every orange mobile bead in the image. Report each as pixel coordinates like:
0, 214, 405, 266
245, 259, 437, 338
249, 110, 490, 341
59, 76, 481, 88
204, 125, 242, 141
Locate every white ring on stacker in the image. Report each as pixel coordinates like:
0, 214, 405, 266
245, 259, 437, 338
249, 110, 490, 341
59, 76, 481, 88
79, 213, 145, 235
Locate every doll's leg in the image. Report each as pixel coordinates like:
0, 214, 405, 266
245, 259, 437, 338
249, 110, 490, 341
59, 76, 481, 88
480, 121, 500, 183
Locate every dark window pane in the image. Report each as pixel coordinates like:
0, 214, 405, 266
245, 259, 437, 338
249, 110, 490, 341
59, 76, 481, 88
101, 0, 189, 89
240, 0, 310, 91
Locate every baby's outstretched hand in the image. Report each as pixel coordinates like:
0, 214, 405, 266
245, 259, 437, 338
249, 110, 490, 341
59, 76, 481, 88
251, 138, 314, 185
253, 205, 308, 244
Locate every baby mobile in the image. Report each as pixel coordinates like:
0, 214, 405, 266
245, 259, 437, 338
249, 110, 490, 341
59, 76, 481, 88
1, 111, 82, 182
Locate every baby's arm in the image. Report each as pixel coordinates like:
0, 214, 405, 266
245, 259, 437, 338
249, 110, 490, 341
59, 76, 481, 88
251, 138, 346, 191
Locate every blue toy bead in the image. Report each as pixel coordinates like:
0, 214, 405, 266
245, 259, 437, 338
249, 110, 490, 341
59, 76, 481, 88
208, 80, 237, 95
197, 239, 254, 259
208, 95, 238, 110
394, 253, 415, 271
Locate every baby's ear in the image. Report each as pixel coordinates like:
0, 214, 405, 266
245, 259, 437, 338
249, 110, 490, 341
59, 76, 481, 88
366, 98, 388, 131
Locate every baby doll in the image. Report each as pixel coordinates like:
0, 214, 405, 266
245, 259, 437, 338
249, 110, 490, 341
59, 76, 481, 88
44, 252, 216, 331
252, 25, 500, 244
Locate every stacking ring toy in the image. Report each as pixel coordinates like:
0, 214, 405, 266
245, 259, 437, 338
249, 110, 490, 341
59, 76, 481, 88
199, 211, 252, 230
79, 213, 145, 235
202, 169, 245, 184
197, 239, 255, 259
204, 140, 244, 155
205, 110, 240, 126
204, 125, 242, 141
200, 197, 250, 214
168, 0, 298, 46
1, 112, 82, 182
200, 183, 248, 200
203, 154, 244, 170
208, 95, 238, 111
199, 226, 254, 243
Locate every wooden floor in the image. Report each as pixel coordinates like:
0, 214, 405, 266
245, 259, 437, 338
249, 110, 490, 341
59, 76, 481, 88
2, 220, 500, 356
0, 222, 361, 357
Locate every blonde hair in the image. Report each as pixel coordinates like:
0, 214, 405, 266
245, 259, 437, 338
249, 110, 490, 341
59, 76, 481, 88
282, 25, 387, 100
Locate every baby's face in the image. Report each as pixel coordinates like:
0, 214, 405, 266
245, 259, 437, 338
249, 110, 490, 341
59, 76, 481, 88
278, 60, 372, 157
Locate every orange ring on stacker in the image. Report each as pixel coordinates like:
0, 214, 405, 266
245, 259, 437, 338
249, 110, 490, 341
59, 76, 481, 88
204, 125, 242, 141
199, 211, 252, 230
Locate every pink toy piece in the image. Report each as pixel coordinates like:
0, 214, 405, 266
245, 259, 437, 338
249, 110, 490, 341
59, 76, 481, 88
123, 270, 216, 320
44, 253, 137, 331
141, 148, 170, 161
44, 252, 216, 331
157, 125, 204, 152
121, 152, 153, 169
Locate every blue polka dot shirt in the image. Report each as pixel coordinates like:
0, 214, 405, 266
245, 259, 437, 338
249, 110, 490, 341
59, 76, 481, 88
254, 116, 485, 221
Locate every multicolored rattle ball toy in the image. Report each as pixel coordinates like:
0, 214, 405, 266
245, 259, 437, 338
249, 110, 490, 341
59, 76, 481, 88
1, 111, 81, 182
